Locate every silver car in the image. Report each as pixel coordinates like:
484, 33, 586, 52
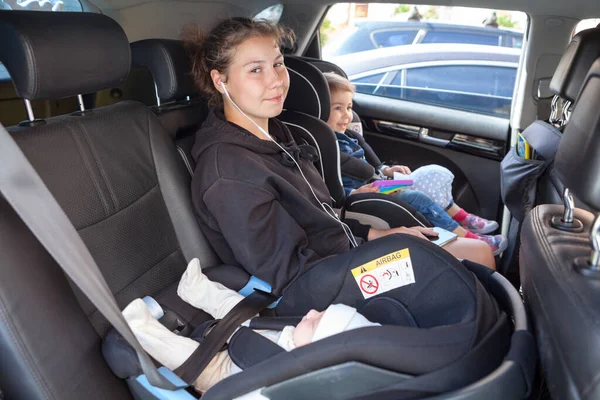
329, 43, 521, 118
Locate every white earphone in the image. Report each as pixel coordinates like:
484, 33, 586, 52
219, 81, 358, 247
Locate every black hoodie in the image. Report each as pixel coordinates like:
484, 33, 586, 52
191, 109, 369, 294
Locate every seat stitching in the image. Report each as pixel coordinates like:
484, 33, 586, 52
177, 145, 193, 176
77, 183, 158, 232
64, 122, 111, 216
75, 120, 120, 211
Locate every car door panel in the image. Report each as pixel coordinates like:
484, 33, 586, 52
353, 93, 509, 221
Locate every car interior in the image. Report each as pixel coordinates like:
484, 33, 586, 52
0, 0, 599, 399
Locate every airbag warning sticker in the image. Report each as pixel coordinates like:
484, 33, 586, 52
351, 249, 415, 299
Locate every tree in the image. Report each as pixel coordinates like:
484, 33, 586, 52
394, 4, 410, 15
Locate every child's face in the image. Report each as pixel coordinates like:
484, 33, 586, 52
327, 89, 354, 133
293, 309, 325, 347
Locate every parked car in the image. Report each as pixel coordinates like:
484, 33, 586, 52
330, 43, 520, 118
327, 20, 523, 57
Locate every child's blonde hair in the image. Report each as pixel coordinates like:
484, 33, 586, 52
323, 71, 355, 95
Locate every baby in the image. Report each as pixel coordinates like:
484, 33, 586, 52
123, 258, 379, 393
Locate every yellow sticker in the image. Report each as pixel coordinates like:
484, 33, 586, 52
351, 249, 415, 299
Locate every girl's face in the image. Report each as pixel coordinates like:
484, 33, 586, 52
217, 35, 290, 122
327, 89, 354, 133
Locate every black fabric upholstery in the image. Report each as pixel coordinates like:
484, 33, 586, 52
280, 109, 346, 206
550, 26, 600, 102
520, 205, 599, 400
0, 11, 130, 100
284, 56, 330, 122
280, 58, 428, 226
206, 318, 507, 400
131, 39, 198, 102
345, 193, 432, 229
555, 59, 600, 211
301, 56, 349, 78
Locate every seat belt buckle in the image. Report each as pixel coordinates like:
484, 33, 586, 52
238, 276, 282, 309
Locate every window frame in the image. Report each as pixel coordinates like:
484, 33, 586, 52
350, 60, 518, 117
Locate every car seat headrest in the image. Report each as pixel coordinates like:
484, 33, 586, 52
0, 10, 130, 100
550, 26, 600, 102
301, 56, 348, 79
131, 39, 198, 103
284, 56, 330, 122
555, 58, 600, 211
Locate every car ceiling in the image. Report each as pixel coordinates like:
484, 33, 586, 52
91, 0, 599, 20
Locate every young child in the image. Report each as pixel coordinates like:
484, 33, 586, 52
324, 72, 507, 256
123, 258, 379, 393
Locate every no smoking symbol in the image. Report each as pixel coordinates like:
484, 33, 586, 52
360, 274, 379, 294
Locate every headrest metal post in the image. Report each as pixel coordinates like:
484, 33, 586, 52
154, 82, 161, 107
77, 95, 85, 112
563, 188, 575, 224
590, 215, 600, 269
551, 187, 584, 232
24, 99, 35, 122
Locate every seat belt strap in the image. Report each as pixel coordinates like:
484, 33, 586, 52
0, 123, 177, 391
174, 289, 278, 383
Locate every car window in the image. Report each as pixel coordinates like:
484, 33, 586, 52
1, 0, 82, 11
254, 4, 284, 22
353, 73, 386, 94
321, 3, 525, 118
372, 30, 418, 48
421, 31, 500, 46
370, 64, 516, 117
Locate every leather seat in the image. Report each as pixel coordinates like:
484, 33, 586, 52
0, 11, 219, 399
131, 38, 209, 175
535, 26, 600, 210
520, 57, 600, 400
498, 26, 600, 278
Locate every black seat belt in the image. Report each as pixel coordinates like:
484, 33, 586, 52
0, 122, 278, 389
175, 289, 278, 383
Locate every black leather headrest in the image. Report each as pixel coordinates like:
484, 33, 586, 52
550, 26, 600, 102
555, 58, 600, 210
0, 11, 130, 100
131, 39, 198, 102
284, 56, 330, 122
301, 56, 348, 78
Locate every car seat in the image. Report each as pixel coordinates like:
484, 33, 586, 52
519, 56, 600, 400
281, 56, 432, 228
498, 26, 600, 279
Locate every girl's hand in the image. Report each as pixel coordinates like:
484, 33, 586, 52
352, 183, 380, 195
